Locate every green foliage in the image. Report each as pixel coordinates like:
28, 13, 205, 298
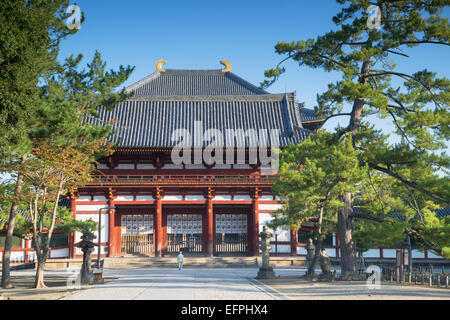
271, 130, 366, 237
0, 182, 30, 237
265, 1, 449, 259
0, 0, 78, 154
58, 217, 97, 235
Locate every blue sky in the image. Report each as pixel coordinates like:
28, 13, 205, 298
60, 0, 449, 135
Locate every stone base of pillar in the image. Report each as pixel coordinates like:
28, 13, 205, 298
206, 243, 214, 257
257, 266, 275, 279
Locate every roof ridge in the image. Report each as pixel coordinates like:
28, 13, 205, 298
224, 72, 268, 95
127, 92, 296, 102
123, 68, 269, 96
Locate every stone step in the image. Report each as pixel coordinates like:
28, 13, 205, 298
104, 256, 259, 269
104, 256, 307, 269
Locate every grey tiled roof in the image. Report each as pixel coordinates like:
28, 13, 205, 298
87, 93, 311, 148
126, 69, 268, 96
299, 104, 319, 122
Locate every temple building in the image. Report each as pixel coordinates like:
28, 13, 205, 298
2, 60, 445, 263
69, 59, 322, 258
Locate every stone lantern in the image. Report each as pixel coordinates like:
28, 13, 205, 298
305, 238, 315, 269
75, 230, 96, 285
257, 226, 275, 279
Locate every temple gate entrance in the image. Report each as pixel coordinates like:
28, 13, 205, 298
120, 214, 154, 254
166, 214, 203, 253
215, 214, 248, 255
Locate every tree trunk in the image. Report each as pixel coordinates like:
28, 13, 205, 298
336, 60, 371, 279
338, 192, 356, 278
34, 253, 47, 288
307, 206, 324, 278
1, 155, 26, 289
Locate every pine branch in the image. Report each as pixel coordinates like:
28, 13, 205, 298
369, 164, 449, 204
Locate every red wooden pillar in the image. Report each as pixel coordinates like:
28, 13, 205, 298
107, 188, 116, 257
24, 240, 29, 263
251, 188, 261, 256
69, 192, 79, 258
290, 228, 297, 256
154, 188, 163, 257
205, 187, 215, 257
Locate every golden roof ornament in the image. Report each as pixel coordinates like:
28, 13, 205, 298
155, 59, 167, 72
220, 60, 231, 72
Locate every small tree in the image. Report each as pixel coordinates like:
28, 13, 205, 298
271, 131, 365, 277
24, 143, 104, 287
1, 49, 133, 288
22, 142, 107, 288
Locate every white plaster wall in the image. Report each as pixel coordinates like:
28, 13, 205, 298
93, 196, 107, 202
77, 196, 92, 201
258, 213, 290, 242
363, 249, 380, 258
260, 195, 274, 201
213, 195, 232, 201
136, 164, 155, 169
10, 251, 25, 262
234, 195, 251, 201
96, 164, 109, 169
116, 164, 135, 169
50, 248, 69, 258
427, 251, 442, 259
297, 247, 307, 255
382, 249, 397, 258
185, 164, 206, 169
76, 204, 110, 212
412, 249, 425, 259
136, 195, 154, 201
324, 248, 336, 258
116, 195, 134, 201
273, 244, 291, 253
76, 245, 107, 256
259, 204, 283, 211
274, 228, 290, 242
163, 195, 183, 201
28, 251, 36, 261
185, 195, 206, 201
75, 213, 109, 242
164, 164, 183, 169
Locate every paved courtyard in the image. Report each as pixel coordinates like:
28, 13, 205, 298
4, 267, 450, 300
63, 268, 292, 300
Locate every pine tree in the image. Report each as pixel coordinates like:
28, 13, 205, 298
263, 0, 449, 276
0, 0, 78, 289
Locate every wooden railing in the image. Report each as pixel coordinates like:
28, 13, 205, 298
215, 233, 248, 254
121, 234, 153, 254
86, 175, 278, 186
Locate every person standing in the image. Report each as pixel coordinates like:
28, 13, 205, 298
177, 251, 184, 270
